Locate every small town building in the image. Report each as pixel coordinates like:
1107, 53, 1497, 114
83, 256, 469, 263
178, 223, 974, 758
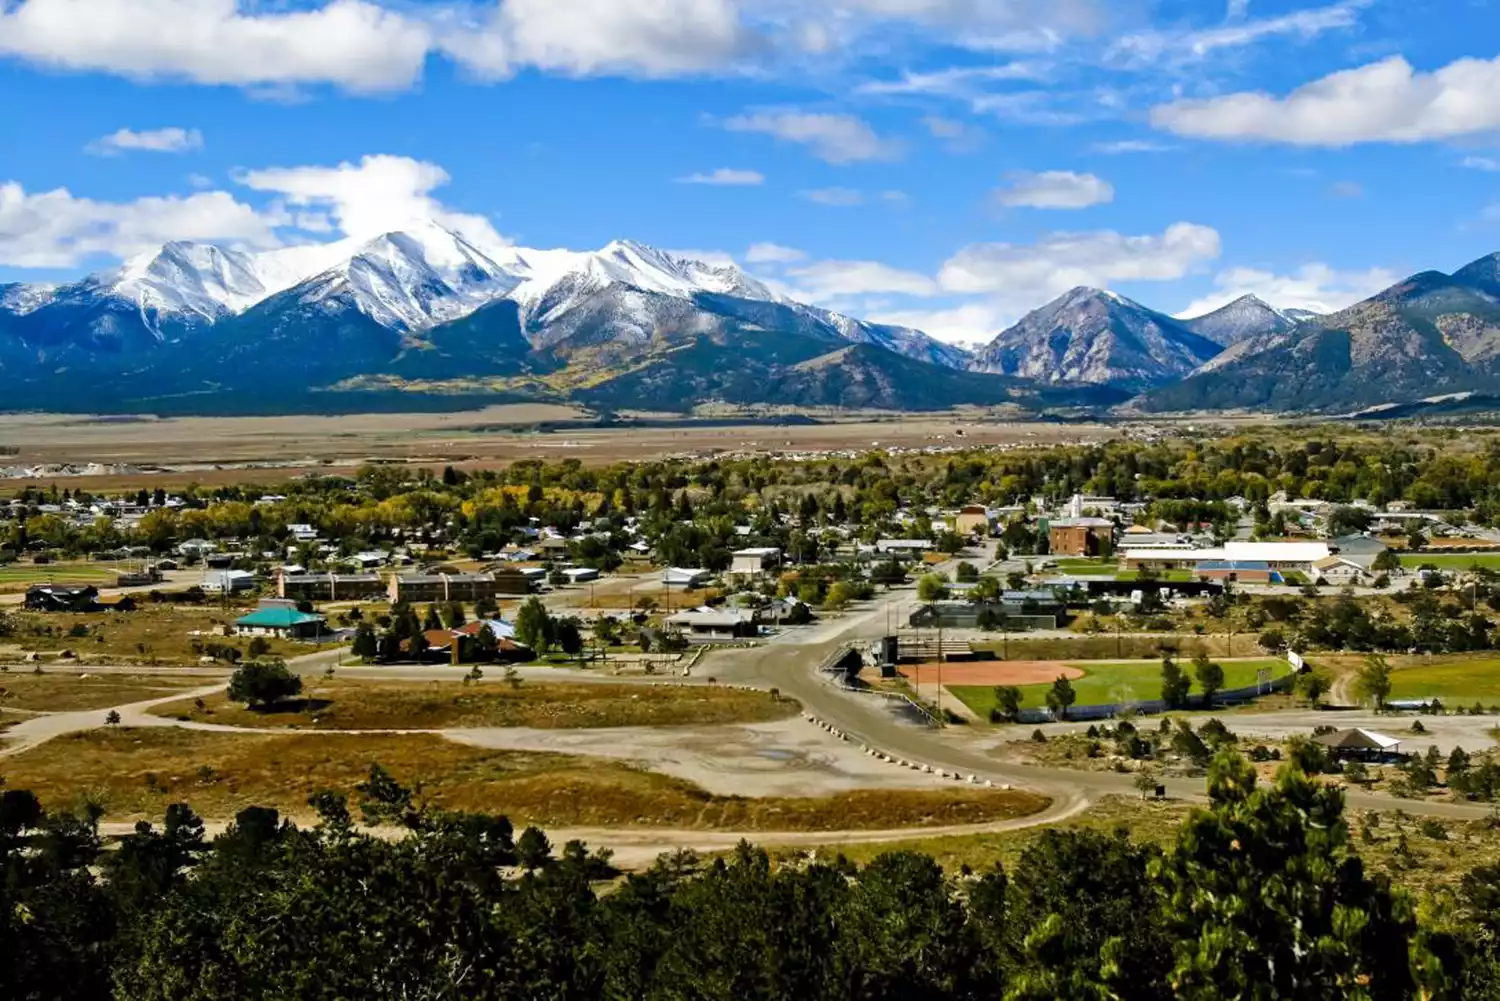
201, 569, 256, 594
234, 599, 327, 640
1121, 541, 1332, 575
1313, 556, 1372, 585
563, 566, 600, 584
874, 540, 932, 560
387, 570, 533, 604
24, 585, 101, 612
176, 538, 217, 558
278, 572, 387, 602
730, 547, 782, 576
662, 567, 712, 588
1194, 561, 1278, 585
95, 594, 137, 612
1047, 517, 1115, 557
1313, 727, 1403, 761
953, 506, 992, 537
664, 607, 758, 641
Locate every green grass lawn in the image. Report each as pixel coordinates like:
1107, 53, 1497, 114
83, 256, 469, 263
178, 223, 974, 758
1398, 553, 1500, 572
1051, 558, 1116, 576
0, 562, 121, 587
1386, 656, 1500, 706
1281, 571, 1310, 586
949, 657, 1289, 717
1115, 570, 1194, 583
1044, 559, 1192, 584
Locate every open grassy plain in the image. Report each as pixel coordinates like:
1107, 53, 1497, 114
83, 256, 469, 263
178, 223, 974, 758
0, 727, 1049, 829
4, 604, 307, 665
0, 670, 219, 712
0, 409, 1120, 490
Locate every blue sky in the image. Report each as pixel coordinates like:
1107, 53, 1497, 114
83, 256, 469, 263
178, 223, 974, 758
3, 0, 1500, 343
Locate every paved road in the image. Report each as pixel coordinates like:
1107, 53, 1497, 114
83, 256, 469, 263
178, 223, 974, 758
8, 580, 1498, 839
702, 584, 1500, 824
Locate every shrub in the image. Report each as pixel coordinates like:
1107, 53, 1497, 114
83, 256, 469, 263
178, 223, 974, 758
228, 659, 303, 709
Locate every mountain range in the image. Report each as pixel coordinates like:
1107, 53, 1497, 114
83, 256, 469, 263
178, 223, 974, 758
2, 226, 1498, 416
0, 225, 1024, 413
1139, 252, 1500, 414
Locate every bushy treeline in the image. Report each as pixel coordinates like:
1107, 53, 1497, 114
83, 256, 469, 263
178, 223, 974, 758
6, 755, 1500, 999
13, 430, 1500, 562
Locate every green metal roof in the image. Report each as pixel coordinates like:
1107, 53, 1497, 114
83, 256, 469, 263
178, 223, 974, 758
235, 607, 324, 628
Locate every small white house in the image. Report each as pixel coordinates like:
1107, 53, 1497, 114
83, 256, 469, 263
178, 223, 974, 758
177, 538, 218, 558
730, 547, 782, 576
1313, 556, 1371, 585
563, 567, 600, 584
662, 567, 712, 589
201, 569, 256, 594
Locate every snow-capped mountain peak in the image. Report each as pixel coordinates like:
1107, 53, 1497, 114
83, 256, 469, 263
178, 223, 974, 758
0, 226, 967, 373
969, 285, 1220, 389
1180, 293, 1307, 348
111, 241, 272, 318
281, 225, 523, 331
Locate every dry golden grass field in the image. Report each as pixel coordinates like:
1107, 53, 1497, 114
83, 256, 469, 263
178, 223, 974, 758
0, 670, 219, 712
0, 727, 1049, 830
0, 408, 1128, 490
151, 680, 797, 730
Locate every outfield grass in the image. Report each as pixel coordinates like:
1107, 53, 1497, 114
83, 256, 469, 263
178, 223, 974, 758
949, 657, 1288, 717
0, 671, 219, 712
1386, 655, 1500, 706
1399, 553, 1500, 572
0, 727, 1048, 829
0, 562, 120, 591
1115, 570, 1195, 583
1050, 558, 1116, 576
151, 680, 798, 730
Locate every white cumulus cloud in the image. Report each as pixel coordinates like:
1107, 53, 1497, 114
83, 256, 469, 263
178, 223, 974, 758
938, 222, 1221, 296
441, 0, 748, 79
1152, 54, 1500, 146
676, 168, 765, 186
0, 182, 280, 268
0, 0, 432, 92
995, 170, 1114, 209
786, 259, 938, 300
86, 126, 203, 155
724, 109, 901, 164
1177, 263, 1398, 317
745, 242, 807, 264
235, 154, 507, 250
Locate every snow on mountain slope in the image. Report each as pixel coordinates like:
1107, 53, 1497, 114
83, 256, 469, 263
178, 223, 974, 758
279, 225, 521, 331
970, 286, 1222, 389
498, 240, 772, 321
1180, 294, 1304, 348
0, 282, 56, 315
0, 226, 967, 370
